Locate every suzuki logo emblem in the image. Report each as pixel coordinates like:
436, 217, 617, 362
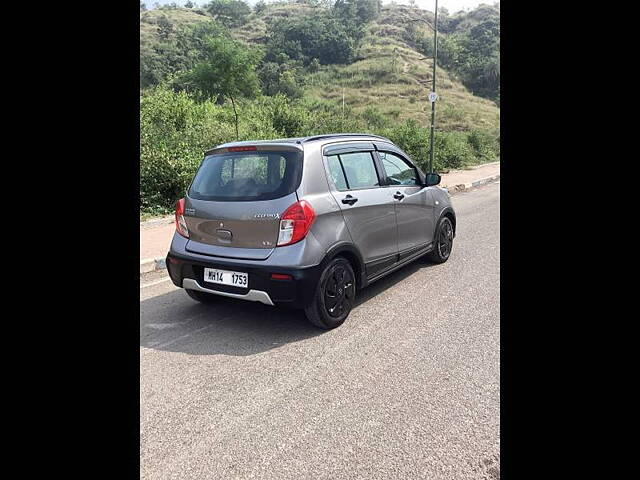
219, 222, 224, 227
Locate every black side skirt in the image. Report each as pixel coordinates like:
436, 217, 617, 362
363, 242, 433, 287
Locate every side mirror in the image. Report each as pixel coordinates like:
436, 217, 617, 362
424, 172, 441, 186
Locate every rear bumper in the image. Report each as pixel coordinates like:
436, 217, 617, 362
182, 278, 275, 306
166, 251, 322, 309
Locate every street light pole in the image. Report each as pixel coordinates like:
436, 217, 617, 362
428, 0, 438, 174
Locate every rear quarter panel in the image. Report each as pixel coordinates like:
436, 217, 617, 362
295, 141, 354, 266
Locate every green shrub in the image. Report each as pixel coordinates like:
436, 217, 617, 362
433, 131, 475, 170
266, 95, 310, 137
381, 120, 493, 172
361, 106, 390, 129
382, 119, 430, 168
466, 129, 499, 162
258, 61, 304, 99
140, 87, 213, 213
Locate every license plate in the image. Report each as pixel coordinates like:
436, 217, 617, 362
203, 268, 248, 288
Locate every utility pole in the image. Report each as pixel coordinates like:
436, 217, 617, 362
342, 87, 345, 129
428, 0, 438, 174
408, 3, 439, 172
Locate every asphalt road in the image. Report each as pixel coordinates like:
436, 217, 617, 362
140, 181, 500, 480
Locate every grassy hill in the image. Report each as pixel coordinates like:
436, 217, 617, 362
304, 5, 499, 131
140, 3, 499, 132
140, 7, 211, 57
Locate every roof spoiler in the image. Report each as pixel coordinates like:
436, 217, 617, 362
204, 142, 304, 156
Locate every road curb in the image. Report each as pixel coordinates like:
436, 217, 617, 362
140, 215, 174, 230
446, 174, 500, 195
141, 257, 167, 274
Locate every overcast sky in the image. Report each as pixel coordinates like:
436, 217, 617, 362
146, 0, 494, 13
397, 1, 491, 13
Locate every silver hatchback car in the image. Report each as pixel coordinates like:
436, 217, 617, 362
166, 134, 456, 329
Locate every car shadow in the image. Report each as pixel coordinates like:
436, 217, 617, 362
140, 257, 438, 357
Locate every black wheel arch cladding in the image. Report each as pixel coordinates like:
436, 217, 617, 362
322, 242, 366, 290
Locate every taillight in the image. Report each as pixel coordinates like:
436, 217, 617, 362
277, 200, 316, 246
227, 146, 257, 152
175, 198, 189, 238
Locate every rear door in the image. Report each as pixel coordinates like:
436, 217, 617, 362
184, 147, 302, 260
376, 149, 435, 256
323, 144, 398, 277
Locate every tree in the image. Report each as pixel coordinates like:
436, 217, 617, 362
141, 20, 226, 88
140, 1, 147, 11
331, 0, 375, 40
185, 0, 195, 7
157, 15, 173, 40
254, 0, 266, 14
333, 0, 356, 19
258, 61, 303, 98
483, 55, 499, 83
355, 0, 381, 23
174, 20, 225, 64
205, 0, 251, 27
425, 8, 500, 102
437, 6, 455, 33
179, 35, 260, 138
266, 11, 356, 65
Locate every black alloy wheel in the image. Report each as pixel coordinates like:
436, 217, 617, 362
304, 257, 356, 329
427, 216, 454, 264
323, 263, 356, 318
437, 218, 454, 258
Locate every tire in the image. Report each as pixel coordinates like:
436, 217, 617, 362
427, 216, 454, 264
304, 257, 356, 330
185, 288, 218, 303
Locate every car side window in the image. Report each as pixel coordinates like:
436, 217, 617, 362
326, 155, 348, 190
379, 152, 419, 186
326, 151, 380, 190
339, 152, 380, 189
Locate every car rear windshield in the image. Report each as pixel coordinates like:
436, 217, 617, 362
189, 150, 303, 202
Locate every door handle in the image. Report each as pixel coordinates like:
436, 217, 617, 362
393, 191, 405, 201
341, 194, 358, 205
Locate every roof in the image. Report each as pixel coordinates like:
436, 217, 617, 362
211, 133, 393, 151
299, 133, 391, 144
